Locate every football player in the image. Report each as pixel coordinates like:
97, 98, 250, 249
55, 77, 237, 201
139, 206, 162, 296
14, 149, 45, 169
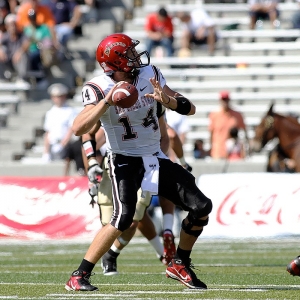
65, 33, 212, 291
83, 124, 192, 275
82, 125, 176, 275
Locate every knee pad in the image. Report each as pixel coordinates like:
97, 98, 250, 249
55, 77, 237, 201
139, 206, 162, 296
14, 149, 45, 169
181, 213, 209, 237
133, 189, 151, 221
97, 168, 113, 205
195, 197, 213, 218
98, 204, 113, 226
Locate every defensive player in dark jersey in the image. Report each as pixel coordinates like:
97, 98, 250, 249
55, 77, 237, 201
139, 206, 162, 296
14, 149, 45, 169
65, 33, 212, 291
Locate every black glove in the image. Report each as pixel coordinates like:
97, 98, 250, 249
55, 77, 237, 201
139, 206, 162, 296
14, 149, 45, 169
88, 183, 98, 208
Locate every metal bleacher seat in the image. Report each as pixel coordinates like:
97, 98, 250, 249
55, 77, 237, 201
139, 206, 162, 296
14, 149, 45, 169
123, 29, 300, 51
165, 91, 300, 105
228, 41, 300, 56
143, 2, 299, 17
148, 55, 300, 68
0, 94, 22, 114
94, 67, 300, 81
0, 108, 9, 127
165, 78, 300, 93
0, 81, 30, 103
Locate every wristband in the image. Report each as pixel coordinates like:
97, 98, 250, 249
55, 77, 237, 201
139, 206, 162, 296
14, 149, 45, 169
104, 99, 110, 107
171, 96, 192, 115
88, 158, 98, 167
82, 140, 97, 159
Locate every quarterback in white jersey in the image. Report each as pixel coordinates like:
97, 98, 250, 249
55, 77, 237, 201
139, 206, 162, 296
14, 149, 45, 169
81, 64, 167, 157
66, 33, 212, 292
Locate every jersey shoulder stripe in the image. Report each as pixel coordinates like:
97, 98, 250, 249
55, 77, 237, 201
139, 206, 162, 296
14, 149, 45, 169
152, 65, 159, 82
85, 82, 105, 102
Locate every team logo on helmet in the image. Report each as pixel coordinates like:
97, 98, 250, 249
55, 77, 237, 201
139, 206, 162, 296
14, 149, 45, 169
104, 42, 126, 56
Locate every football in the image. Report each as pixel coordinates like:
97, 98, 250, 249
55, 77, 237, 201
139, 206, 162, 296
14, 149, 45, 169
112, 82, 138, 108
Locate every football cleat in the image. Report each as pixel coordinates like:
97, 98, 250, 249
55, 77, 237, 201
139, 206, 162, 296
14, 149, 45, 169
65, 270, 98, 291
166, 259, 207, 289
287, 256, 300, 276
159, 255, 168, 266
163, 230, 176, 265
101, 252, 118, 276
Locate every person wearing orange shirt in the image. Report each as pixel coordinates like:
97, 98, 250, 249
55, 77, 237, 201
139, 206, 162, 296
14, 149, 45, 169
144, 7, 174, 57
16, 0, 58, 47
208, 91, 248, 159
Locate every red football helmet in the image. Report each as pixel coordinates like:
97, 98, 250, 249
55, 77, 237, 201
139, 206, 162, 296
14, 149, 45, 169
96, 33, 150, 73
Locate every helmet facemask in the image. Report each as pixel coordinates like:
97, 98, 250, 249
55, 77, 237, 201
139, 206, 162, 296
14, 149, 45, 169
109, 40, 150, 73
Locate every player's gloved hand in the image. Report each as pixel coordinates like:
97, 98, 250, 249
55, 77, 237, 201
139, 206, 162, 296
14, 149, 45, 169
88, 182, 98, 208
87, 158, 103, 184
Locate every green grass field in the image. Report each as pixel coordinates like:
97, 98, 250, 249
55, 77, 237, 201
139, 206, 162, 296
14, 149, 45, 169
0, 237, 299, 299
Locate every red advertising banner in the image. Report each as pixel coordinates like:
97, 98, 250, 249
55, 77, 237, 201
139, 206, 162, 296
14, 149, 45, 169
0, 177, 100, 239
0, 173, 299, 239
198, 173, 300, 238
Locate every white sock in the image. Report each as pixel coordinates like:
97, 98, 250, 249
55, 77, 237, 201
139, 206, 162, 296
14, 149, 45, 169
179, 156, 186, 166
148, 235, 164, 257
163, 213, 174, 233
111, 243, 121, 254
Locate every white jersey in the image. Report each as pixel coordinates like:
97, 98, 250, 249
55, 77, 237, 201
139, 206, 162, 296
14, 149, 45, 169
81, 65, 166, 156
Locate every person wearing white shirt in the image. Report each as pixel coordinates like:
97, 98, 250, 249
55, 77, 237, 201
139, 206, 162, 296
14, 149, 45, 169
248, 0, 279, 29
177, 9, 217, 56
43, 83, 78, 161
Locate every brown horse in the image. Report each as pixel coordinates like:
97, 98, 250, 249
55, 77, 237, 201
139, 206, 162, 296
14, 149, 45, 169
252, 104, 300, 172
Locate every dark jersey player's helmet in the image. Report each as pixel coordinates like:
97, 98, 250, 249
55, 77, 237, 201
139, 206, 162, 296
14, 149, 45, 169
96, 33, 150, 74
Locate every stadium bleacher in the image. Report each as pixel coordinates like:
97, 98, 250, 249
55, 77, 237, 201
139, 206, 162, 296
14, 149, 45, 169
1, 0, 300, 176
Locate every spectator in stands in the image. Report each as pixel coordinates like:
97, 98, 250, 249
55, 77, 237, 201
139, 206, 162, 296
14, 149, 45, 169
225, 127, 246, 161
16, 0, 59, 47
44, 0, 81, 49
193, 139, 209, 159
23, 8, 53, 85
0, 14, 28, 81
248, 0, 280, 30
291, 0, 300, 29
208, 91, 248, 160
144, 6, 174, 57
1, 0, 18, 14
0, 0, 10, 35
42, 83, 78, 162
177, 8, 217, 57
78, 0, 98, 23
